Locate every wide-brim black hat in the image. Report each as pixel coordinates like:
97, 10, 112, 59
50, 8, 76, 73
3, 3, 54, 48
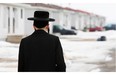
27, 11, 55, 21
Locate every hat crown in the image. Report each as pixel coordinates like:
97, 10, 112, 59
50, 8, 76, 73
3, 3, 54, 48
34, 11, 49, 19
27, 11, 55, 21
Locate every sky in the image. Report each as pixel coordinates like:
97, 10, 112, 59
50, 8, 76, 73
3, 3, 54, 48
53, 3, 116, 24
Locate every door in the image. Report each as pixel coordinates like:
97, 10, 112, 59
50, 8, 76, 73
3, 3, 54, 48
6, 7, 18, 34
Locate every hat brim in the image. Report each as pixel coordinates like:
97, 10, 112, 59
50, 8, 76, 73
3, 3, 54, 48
27, 17, 55, 21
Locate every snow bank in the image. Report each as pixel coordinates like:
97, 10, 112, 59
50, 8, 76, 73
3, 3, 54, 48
77, 30, 116, 40
0, 41, 19, 59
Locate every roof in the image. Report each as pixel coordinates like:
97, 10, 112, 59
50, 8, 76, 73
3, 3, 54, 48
26, 3, 91, 14
64, 7, 91, 15
26, 3, 63, 10
26, 3, 103, 17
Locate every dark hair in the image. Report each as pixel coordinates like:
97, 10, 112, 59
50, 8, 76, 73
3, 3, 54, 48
34, 21, 49, 28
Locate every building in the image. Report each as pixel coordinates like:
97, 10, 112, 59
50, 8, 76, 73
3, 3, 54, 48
0, 3, 106, 41
0, 3, 27, 40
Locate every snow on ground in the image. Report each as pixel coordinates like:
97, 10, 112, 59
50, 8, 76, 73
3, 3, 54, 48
61, 39, 116, 72
0, 62, 17, 72
0, 30, 116, 72
0, 41, 19, 59
60, 30, 116, 72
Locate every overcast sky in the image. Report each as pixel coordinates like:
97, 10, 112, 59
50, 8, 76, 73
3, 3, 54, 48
53, 3, 116, 24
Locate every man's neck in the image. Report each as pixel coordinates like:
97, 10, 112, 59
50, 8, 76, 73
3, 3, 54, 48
35, 28, 48, 33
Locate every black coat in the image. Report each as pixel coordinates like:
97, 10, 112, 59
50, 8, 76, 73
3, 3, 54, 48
18, 30, 66, 72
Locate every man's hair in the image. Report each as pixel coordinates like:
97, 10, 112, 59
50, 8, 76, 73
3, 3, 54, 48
34, 21, 48, 28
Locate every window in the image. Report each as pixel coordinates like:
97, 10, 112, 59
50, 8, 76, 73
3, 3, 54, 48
21, 9, 23, 18
13, 8, 16, 33
8, 7, 10, 33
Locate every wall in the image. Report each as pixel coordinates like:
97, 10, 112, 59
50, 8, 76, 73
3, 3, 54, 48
0, 4, 26, 40
24, 9, 36, 36
0, 5, 7, 40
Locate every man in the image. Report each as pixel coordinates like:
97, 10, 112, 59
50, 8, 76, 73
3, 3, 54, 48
18, 11, 66, 72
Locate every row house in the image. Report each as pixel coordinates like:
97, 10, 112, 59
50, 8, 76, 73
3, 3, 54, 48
0, 3, 105, 41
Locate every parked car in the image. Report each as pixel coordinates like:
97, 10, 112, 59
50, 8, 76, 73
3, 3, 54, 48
71, 26, 77, 30
104, 24, 116, 30
97, 36, 107, 41
53, 25, 77, 35
89, 26, 103, 32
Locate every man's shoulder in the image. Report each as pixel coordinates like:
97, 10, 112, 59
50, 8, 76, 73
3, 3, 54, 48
48, 34, 59, 39
21, 35, 32, 42
21, 34, 59, 41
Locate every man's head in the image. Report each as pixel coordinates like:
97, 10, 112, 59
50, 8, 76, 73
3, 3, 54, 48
27, 11, 55, 31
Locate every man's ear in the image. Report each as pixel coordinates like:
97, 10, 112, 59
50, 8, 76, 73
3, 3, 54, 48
45, 25, 50, 33
33, 25, 37, 30
45, 25, 49, 29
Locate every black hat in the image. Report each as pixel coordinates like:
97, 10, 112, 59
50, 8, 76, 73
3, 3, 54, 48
27, 11, 55, 21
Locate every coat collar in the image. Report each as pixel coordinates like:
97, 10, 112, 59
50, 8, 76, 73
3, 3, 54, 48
32, 30, 48, 35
